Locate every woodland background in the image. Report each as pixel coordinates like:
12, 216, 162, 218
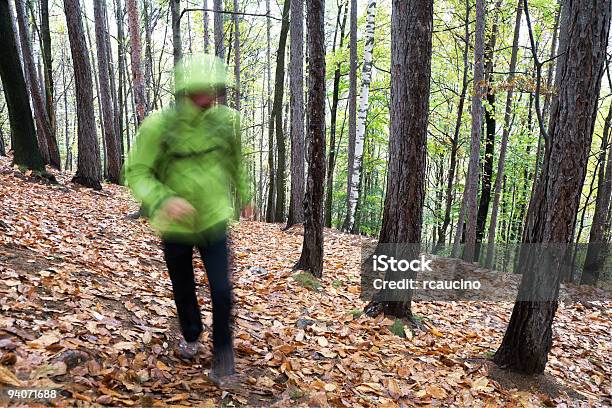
0, 0, 611, 405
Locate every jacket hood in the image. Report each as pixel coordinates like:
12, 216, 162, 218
174, 54, 230, 95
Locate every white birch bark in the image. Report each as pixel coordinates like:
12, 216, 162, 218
345, 0, 377, 232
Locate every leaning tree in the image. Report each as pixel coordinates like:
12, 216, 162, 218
494, 0, 611, 374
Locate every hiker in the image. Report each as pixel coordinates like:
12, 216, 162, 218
124, 54, 249, 385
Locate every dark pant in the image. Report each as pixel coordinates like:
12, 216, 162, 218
162, 236, 232, 350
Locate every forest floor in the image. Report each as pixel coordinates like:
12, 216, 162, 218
0, 155, 611, 407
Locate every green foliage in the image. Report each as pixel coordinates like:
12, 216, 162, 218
292, 272, 321, 291
389, 319, 406, 338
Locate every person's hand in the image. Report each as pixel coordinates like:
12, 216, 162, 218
159, 197, 196, 222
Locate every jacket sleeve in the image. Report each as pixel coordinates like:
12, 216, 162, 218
229, 110, 251, 208
124, 112, 176, 217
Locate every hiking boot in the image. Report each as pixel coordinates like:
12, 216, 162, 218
208, 346, 236, 385
177, 339, 200, 360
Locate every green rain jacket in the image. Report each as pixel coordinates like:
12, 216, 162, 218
125, 54, 249, 245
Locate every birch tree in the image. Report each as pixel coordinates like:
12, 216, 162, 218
344, 0, 377, 233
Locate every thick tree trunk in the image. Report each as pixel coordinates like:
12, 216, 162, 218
484, 0, 523, 267
345, 0, 377, 233
342, 0, 358, 231
0, 0, 44, 171
364, 0, 433, 319
324, 1, 348, 228
294, 0, 326, 277
15, 0, 60, 170
286, 0, 305, 228
494, 0, 610, 374
126, 0, 146, 125
63, 0, 102, 190
454, 0, 485, 262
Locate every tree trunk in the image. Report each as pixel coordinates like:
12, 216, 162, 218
475, 3, 501, 259
484, 0, 523, 268
454, 0, 485, 262
143, 0, 153, 111
213, 0, 226, 105
232, 0, 242, 215
94, 0, 121, 184
494, 0, 610, 374
116, 0, 126, 156
265, 0, 275, 222
213, 0, 224, 58
363, 0, 433, 319
171, 0, 182, 67
324, 0, 348, 228
286, 0, 305, 228
269, 0, 291, 222
436, 0, 470, 251
345, 0, 377, 233
0, 0, 44, 171
582, 100, 612, 284
39, 0, 56, 152
294, 0, 326, 277
203, 0, 210, 53
126, 0, 146, 125
342, 0, 358, 231
15, 0, 60, 169
63, 0, 102, 190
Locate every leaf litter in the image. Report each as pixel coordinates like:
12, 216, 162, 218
0, 156, 610, 407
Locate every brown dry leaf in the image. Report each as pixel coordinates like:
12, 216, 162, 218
317, 336, 329, 347
0, 365, 22, 387
165, 393, 190, 403
324, 383, 337, 392
28, 332, 60, 348
471, 376, 493, 392
31, 361, 67, 379
388, 378, 402, 400
426, 384, 447, 399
